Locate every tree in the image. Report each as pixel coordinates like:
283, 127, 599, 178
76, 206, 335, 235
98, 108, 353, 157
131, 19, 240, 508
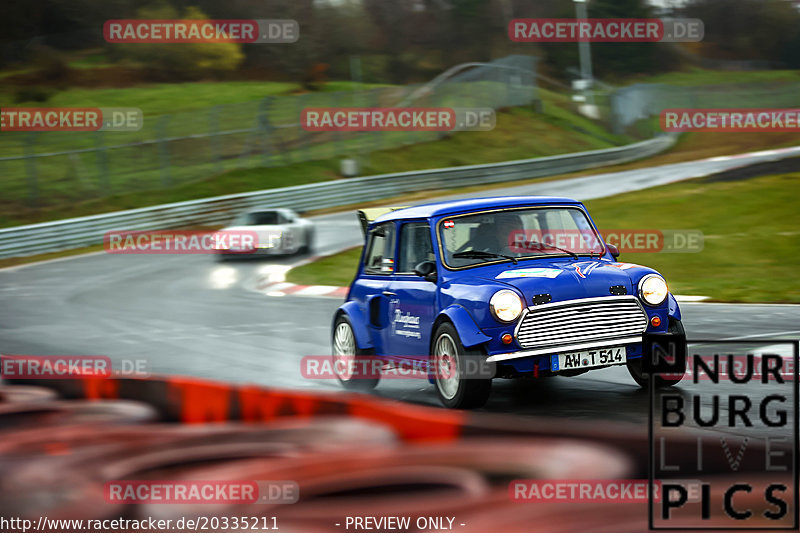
110, 4, 244, 81
682, 0, 800, 64
544, 0, 679, 79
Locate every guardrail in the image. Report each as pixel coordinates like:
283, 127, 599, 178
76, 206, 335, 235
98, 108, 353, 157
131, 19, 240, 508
0, 134, 676, 259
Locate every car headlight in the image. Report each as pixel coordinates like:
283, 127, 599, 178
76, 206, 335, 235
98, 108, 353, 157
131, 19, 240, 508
490, 290, 523, 323
639, 274, 668, 306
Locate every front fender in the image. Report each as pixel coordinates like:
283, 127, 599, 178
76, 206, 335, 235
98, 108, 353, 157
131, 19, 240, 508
667, 293, 681, 321
439, 305, 492, 348
335, 302, 373, 350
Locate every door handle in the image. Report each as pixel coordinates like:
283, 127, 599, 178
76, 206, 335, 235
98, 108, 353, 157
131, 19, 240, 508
382, 291, 397, 297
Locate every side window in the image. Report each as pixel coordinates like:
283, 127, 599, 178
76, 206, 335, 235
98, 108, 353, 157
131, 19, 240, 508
397, 222, 434, 273
363, 223, 396, 274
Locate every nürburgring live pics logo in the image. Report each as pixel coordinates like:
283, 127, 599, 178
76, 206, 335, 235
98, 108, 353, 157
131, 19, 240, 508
646, 337, 798, 529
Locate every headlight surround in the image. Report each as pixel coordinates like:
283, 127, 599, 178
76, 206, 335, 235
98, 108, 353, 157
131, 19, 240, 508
490, 290, 523, 323
638, 274, 668, 306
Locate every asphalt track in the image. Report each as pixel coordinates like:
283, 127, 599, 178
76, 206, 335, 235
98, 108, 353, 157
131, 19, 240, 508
1, 146, 798, 431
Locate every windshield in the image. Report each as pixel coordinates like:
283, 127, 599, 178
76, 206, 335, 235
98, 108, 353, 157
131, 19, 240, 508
439, 207, 605, 268
235, 211, 281, 226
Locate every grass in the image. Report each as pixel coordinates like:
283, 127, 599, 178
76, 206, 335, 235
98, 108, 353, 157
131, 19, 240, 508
0, 77, 392, 112
618, 67, 800, 86
5, 65, 800, 227
585, 172, 800, 303
0, 91, 631, 227
0, 81, 302, 114
303, 129, 800, 221
288, 171, 800, 303
288, 247, 363, 288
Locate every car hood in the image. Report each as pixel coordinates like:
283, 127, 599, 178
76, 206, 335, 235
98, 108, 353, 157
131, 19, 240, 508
220, 223, 285, 235
473, 259, 658, 305
221, 224, 285, 232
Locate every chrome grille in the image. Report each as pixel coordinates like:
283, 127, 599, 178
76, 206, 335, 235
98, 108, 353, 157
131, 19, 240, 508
515, 295, 648, 350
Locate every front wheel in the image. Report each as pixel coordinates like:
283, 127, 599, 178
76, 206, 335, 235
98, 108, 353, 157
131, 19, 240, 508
332, 314, 379, 391
431, 322, 492, 409
627, 318, 686, 388
300, 228, 315, 255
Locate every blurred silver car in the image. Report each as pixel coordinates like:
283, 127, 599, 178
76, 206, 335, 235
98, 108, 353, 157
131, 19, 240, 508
215, 208, 315, 259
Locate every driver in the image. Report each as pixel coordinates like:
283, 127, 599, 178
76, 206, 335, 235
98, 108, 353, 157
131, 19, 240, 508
474, 213, 524, 254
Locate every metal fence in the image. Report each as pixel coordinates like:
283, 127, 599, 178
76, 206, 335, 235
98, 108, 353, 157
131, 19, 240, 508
0, 55, 538, 207
0, 134, 676, 259
610, 81, 800, 134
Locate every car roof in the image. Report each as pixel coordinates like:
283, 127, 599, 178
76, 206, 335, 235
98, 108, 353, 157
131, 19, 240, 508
242, 208, 293, 215
372, 196, 583, 223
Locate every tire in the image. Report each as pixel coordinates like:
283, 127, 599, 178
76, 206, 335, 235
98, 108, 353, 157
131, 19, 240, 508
300, 228, 315, 255
331, 314, 380, 391
627, 318, 686, 388
431, 322, 492, 409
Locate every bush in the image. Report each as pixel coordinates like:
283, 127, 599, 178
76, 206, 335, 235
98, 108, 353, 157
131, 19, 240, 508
29, 45, 70, 82
13, 87, 56, 103
113, 4, 244, 81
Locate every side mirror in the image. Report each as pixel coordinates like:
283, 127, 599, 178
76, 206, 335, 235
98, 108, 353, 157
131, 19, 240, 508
606, 243, 620, 259
413, 261, 437, 283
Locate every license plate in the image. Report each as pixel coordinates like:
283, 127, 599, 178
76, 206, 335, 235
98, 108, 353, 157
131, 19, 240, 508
552, 346, 625, 371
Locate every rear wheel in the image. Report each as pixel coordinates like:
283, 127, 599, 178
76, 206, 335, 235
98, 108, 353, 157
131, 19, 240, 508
332, 314, 379, 391
431, 322, 492, 409
300, 228, 315, 255
628, 318, 685, 388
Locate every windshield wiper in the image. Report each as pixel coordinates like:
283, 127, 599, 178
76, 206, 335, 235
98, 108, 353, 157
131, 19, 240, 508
452, 250, 518, 264
525, 241, 578, 260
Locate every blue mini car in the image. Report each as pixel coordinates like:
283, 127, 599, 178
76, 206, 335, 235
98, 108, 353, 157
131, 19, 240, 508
332, 196, 686, 409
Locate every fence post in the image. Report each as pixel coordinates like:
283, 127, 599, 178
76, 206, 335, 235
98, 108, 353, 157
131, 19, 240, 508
210, 105, 223, 174
609, 88, 623, 136
24, 133, 39, 206
95, 130, 110, 195
435, 87, 447, 141
156, 115, 172, 187
370, 88, 384, 153
405, 85, 419, 146
297, 93, 310, 163
279, 96, 293, 166
332, 92, 343, 159
258, 96, 275, 168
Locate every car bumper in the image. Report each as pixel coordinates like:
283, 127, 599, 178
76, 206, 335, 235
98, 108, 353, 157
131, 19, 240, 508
486, 335, 643, 363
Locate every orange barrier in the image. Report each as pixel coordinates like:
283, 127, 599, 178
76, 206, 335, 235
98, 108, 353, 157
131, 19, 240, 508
1, 375, 792, 532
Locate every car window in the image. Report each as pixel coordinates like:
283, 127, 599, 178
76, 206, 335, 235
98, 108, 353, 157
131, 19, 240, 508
363, 222, 396, 274
396, 222, 434, 273
242, 211, 280, 225
440, 207, 604, 268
